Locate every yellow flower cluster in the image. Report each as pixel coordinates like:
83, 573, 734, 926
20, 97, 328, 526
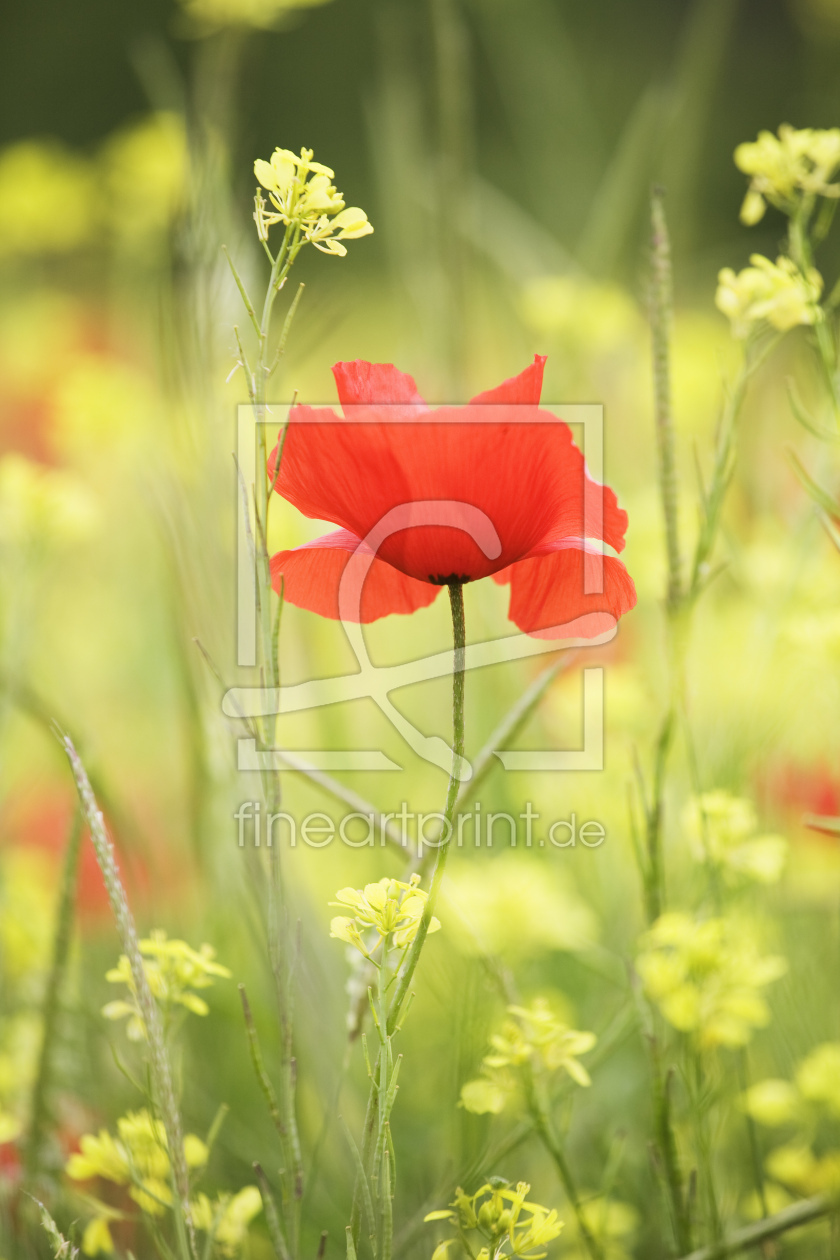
715, 254, 822, 339
253, 147, 373, 255
103, 930, 231, 1040
0, 114, 187, 259
330, 874, 439, 958
66, 1108, 209, 1254
744, 1042, 840, 1196
426, 1180, 563, 1260
682, 791, 788, 885
636, 913, 787, 1048
460, 998, 596, 1115
734, 124, 840, 224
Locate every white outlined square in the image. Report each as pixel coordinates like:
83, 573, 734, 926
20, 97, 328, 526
226, 403, 613, 774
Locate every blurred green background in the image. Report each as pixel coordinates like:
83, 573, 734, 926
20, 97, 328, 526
3, 0, 840, 1258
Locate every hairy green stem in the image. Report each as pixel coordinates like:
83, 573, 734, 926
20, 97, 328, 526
63, 738, 197, 1260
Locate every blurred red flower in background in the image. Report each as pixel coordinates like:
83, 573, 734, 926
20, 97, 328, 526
268, 356, 636, 638
2, 793, 150, 924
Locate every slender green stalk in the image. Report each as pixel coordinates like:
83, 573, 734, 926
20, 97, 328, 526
24, 807, 84, 1186
388, 581, 465, 1033
227, 213, 309, 1258
526, 1079, 603, 1260
737, 1051, 767, 1221
63, 738, 197, 1260
350, 583, 466, 1253
651, 1049, 691, 1255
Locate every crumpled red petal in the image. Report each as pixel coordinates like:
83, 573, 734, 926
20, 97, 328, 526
494, 540, 637, 639
332, 360, 427, 407
268, 358, 628, 584
270, 529, 441, 622
470, 355, 547, 404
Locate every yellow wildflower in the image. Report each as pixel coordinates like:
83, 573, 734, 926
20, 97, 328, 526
744, 1044, 840, 1198
682, 791, 788, 885
715, 255, 822, 338
0, 140, 95, 256
460, 998, 596, 1114
329, 874, 439, 958
99, 113, 187, 244
81, 1216, 113, 1257
253, 146, 372, 253
426, 1181, 563, 1259
192, 1187, 263, 1256
734, 124, 840, 223
103, 930, 231, 1039
636, 913, 786, 1048
67, 1108, 207, 1219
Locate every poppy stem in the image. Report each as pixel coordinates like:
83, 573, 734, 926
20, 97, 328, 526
387, 581, 465, 1036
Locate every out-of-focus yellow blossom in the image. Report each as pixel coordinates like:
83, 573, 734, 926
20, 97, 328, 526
0, 1112, 21, 1144
253, 146, 373, 254
444, 853, 597, 960
103, 930, 231, 1040
192, 1187, 263, 1256
682, 791, 788, 884
0, 848, 54, 983
51, 353, 160, 456
734, 124, 840, 223
0, 141, 95, 257
561, 1197, 638, 1260
519, 275, 641, 356
742, 1078, 801, 1127
715, 255, 823, 338
0, 455, 99, 550
0, 1015, 41, 1134
460, 999, 596, 1115
67, 1108, 208, 1227
329, 874, 439, 958
81, 1215, 115, 1257
100, 113, 187, 244
178, 0, 332, 32
766, 1143, 840, 1196
426, 1180, 563, 1259
0, 291, 82, 394
636, 913, 787, 1048
745, 1042, 840, 1132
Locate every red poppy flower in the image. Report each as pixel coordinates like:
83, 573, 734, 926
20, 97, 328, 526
268, 357, 636, 638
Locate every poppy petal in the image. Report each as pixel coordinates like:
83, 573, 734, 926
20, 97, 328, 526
270, 529, 441, 622
469, 354, 547, 405
269, 358, 628, 587
495, 540, 637, 639
333, 360, 427, 407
